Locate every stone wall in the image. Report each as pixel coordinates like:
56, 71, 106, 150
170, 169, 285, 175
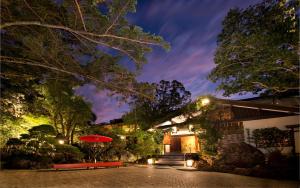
215, 121, 244, 148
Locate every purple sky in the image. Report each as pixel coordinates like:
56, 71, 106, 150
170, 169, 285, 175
77, 0, 261, 123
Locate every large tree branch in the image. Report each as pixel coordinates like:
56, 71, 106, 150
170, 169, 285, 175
74, 0, 87, 31
0, 21, 163, 63
104, 0, 130, 34
73, 31, 140, 64
23, 0, 57, 40
0, 21, 163, 46
0, 56, 152, 100
252, 81, 299, 93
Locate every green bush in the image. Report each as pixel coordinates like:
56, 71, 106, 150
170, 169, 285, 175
28, 124, 56, 136
54, 144, 84, 163
127, 130, 161, 161
253, 127, 292, 148
6, 138, 24, 146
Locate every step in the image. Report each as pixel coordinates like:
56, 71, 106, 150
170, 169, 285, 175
158, 157, 184, 160
155, 160, 185, 166
158, 155, 184, 159
156, 158, 183, 162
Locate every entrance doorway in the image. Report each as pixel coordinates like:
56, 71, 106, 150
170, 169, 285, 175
170, 136, 181, 152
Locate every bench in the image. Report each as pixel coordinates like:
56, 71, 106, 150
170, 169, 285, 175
53, 161, 123, 170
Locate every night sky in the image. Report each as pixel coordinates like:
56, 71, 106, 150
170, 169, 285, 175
77, 0, 262, 123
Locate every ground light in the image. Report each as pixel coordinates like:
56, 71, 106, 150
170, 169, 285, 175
56, 133, 66, 145
186, 159, 194, 167
147, 158, 154, 165
58, 140, 65, 145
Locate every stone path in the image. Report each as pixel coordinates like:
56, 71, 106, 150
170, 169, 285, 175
0, 166, 299, 188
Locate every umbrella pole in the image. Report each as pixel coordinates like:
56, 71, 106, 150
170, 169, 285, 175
93, 143, 96, 163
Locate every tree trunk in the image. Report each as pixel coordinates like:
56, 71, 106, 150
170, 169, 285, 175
53, 113, 59, 134
58, 112, 65, 135
70, 125, 76, 145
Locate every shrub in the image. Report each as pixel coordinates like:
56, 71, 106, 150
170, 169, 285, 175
127, 130, 161, 160
28, 124, 56, 136
253, 127, 292, 148
54, 144, 84, 163
6, 138, 24, 146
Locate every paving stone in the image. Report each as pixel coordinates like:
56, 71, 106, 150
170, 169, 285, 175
0, 166, 299, 188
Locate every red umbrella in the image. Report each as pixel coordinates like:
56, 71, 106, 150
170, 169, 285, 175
79, 134, 113, 163
80, 134, 113, 143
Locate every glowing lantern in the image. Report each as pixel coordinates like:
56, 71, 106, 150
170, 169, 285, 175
147, 158, 154, 165
58, 140, 65, 145
186, 159, 194, 167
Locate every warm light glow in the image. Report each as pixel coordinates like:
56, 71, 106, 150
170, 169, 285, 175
201, 98, 210, 106
172, 126, 177, 133
120, 135, 126, 140
188, 124, 194, 132
58, 140, 65, 145
147, 158, 154, 165
186, 159, 194, 167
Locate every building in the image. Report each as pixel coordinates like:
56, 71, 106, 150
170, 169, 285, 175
96, 118, 136, 133
155, 96, 300, 155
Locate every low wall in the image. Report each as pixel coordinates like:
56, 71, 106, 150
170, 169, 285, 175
243, 115, 300, 154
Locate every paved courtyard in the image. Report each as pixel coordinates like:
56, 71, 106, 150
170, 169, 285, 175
0, 166, 299, 188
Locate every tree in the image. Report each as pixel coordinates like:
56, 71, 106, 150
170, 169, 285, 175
1, 0, 169, 145
181, 96, 221, 156
0, 0, 169, 118
41, 80, 94, 144
126, 130, 161, 160
209, 0, 299, 96
123, 80, 191, 130
0, 114, 51, 148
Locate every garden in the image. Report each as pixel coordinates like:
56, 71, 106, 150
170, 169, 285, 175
1, 0, 299, 184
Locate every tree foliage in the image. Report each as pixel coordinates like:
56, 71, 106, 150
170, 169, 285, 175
28, 124, 56, 137
123, 80, 191, 130
1, 0, 169, 145
126, 130, 161, 159
0, 0, 169, 119
40, 80, 94, 144
209, 0, 299, 96
0, 114, 51, 147
186, 96, 221, 156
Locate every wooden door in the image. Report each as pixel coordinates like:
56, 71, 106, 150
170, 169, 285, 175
170, 136, 181, 152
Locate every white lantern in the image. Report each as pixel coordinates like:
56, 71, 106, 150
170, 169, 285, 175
58, 140, 65, 145
186, 159, 194, 167
147, 158, 154, 165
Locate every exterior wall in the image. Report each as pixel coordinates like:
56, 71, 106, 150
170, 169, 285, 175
98, 123, 135, 133
215, 121, 244, 147
243, 115, 299, 131
243, 115, 300, 154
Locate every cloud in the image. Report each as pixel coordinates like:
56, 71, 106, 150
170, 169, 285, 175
77, 0, 263, 122
76, 84, 129, 123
